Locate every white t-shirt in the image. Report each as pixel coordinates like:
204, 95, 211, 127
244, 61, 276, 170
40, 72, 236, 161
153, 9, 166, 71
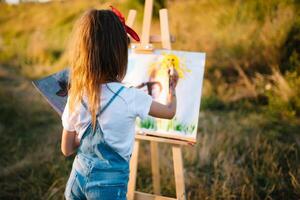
61, 82, 153, 161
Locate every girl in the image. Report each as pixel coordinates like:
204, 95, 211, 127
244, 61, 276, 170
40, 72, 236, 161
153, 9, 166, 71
61, 8, 178, 200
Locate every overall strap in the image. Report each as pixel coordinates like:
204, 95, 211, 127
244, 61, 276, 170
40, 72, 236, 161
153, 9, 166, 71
81, 86, 125, 117
97, 86, 125, 117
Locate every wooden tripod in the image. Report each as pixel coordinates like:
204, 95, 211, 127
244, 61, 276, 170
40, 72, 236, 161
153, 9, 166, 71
125, 1, 188, 199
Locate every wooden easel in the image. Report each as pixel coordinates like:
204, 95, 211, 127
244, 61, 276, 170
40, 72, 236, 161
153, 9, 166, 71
125, 1, 189, 199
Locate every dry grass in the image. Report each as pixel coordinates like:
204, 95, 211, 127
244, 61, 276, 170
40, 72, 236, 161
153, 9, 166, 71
0, 0, 299, 199
134, 110, 300, 199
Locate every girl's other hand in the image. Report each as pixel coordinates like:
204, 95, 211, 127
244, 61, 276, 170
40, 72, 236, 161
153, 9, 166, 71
61, 130, 80, 157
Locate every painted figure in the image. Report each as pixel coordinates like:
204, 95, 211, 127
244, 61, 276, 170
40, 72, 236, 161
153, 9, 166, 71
146, 53, 190, 103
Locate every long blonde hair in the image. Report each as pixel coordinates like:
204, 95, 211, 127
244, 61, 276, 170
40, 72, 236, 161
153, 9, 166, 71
68, 9, 128, 128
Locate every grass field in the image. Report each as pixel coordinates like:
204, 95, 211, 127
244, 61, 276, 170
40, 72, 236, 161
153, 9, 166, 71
0, 0, 299, 199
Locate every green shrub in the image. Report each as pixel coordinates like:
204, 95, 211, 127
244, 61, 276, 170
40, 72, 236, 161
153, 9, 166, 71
201, 95, 225, 111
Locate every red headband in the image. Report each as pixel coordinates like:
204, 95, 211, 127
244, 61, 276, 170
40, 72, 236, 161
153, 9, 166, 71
110, 6, 140, 42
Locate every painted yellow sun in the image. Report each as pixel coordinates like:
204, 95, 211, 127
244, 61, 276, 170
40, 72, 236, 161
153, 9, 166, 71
148, 54, 191, 79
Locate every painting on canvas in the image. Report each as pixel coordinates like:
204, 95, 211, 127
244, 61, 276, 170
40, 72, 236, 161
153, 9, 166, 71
123, 50, 205, 142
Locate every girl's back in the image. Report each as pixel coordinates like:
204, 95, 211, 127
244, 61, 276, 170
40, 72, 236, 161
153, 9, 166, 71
62, 82, 152, 162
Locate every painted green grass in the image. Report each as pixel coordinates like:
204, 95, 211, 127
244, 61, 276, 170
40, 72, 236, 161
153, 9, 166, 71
138, 117, 196, 135
138, 117, 157, 130
166, 118, 196, 135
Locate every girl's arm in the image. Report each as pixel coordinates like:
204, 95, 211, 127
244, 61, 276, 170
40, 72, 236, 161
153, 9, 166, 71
61, 130, 80, 157
149, 69, 178, 119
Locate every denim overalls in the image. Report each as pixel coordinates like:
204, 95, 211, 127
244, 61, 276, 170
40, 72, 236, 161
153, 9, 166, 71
65, 86, 129, 200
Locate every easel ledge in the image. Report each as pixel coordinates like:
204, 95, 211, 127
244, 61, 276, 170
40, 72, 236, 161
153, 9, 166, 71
136, 132, 196, 145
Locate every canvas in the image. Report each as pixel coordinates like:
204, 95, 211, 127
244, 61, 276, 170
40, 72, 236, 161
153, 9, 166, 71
124, 50, 205, 142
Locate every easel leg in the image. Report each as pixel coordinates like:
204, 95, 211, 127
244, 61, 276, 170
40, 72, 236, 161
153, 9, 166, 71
159, 9, 171, 50
128, 140, 140, 200
172, 145, 186, 200
150, 141, 161, 195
